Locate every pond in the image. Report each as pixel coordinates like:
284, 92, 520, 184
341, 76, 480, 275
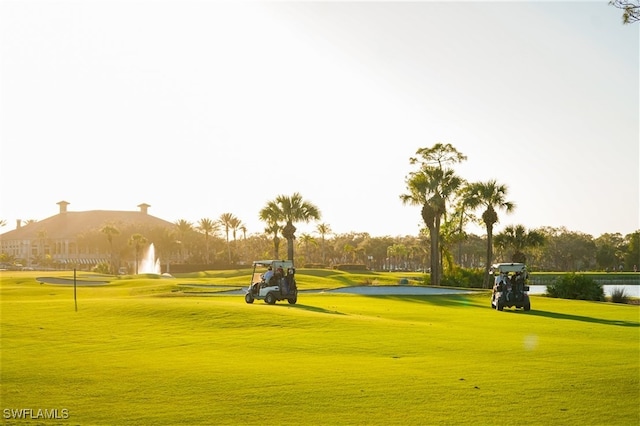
528, 284, 640, 298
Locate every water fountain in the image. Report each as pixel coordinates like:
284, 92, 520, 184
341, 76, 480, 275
139, 243, 161, 274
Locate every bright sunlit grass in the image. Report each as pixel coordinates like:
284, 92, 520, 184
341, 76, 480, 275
172, 267, 425, 290
1, 271, 638, 425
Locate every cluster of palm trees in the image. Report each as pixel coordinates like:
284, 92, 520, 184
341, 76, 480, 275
174, 213, 245, 264
400, 143, 515, 287
97, 213, 247, 274
169, 194, 323, 268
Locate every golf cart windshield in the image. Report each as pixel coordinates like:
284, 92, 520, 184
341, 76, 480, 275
251, 260, 294, 284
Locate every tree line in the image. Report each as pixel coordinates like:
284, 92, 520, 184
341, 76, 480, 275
0, 143, 638, 278
0, 214, 637, 277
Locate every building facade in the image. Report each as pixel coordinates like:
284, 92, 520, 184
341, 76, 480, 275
0, 201, 174, 269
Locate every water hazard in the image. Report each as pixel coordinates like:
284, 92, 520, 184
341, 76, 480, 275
529, 284, 640, 298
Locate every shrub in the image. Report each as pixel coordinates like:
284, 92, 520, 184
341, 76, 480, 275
92, 262, 111, 274
441, 268, 484, 288
546, 273, 604, 301
609, 287, 629, 304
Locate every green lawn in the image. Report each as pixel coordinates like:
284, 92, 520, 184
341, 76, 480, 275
1, 271, 638, 425
173, 267, 426, 289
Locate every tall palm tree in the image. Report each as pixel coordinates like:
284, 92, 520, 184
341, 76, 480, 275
494, 224, 545, 264
101, 224, 120, 274
260, 193, 321, 264
128, 233, 147, 274
218, 213, 238, 263
229, 216, 243, 263
197, 218, 218, 264
402, 144, 466, 285
315, 223, 332, 266
401, 171, 437, 279
464, 179, 515, 288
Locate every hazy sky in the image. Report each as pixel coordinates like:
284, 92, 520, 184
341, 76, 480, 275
1, 1, 638, 238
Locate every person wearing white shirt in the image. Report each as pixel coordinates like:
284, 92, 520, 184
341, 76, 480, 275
262, 267, 274, 284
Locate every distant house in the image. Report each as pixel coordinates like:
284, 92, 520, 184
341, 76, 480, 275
0, 201, 174, 268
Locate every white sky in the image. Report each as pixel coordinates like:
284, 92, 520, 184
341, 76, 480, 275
1, 1, 638, 238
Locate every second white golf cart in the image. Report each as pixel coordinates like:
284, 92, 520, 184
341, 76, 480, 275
245, 260, 298, 305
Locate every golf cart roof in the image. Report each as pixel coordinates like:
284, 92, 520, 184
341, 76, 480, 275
490, 263, 527, 274
252, 260, 294, 268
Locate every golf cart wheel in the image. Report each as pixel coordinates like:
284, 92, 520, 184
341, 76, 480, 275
265, 292, 276, 305
496, 299, 504, 311
288, 296, 297, 304
245, 293, 254, 304
524, 297, 531, 311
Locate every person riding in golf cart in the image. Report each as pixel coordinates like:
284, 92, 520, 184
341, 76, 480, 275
245, 260, 298, 305
490, 262, 531, 311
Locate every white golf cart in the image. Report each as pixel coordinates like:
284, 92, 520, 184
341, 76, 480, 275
245, 260, 298, 305
490, 263, 531, 311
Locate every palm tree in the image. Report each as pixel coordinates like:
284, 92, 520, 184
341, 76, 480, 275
229, 216, 243, 263
451, 185, 477, 265
259, 201, 282, 259
128, 233, 147, 274
100, 224, 120, 274
239, 224, 247, 262
401, 144, 466, 285
218, 213, 238, 263
264, 222, 281, 259
298, 233, 317, 264
197, 218, 218, 264
174, 219, 193, 263
154, 226, 179, 273
401, 171, 436, 279
260, 193, 321, 264
400, 167, 463, 285
464, 180, 515, 288
494, 225, 545, 264
315, 223, 332, 266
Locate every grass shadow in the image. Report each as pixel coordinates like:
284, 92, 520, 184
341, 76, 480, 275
362, 294, 488, 308
282, 303, 347, 316
523, 309, 640, 327
36, 276, 110, 286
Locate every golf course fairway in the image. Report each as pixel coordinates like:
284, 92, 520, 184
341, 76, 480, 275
1, 274, 638, 425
